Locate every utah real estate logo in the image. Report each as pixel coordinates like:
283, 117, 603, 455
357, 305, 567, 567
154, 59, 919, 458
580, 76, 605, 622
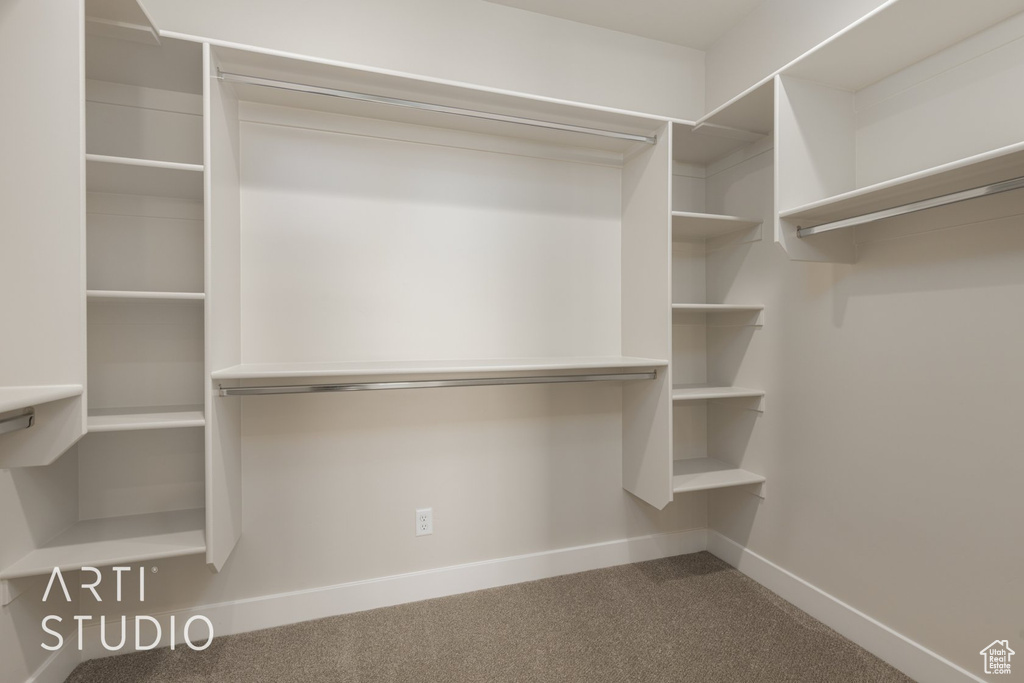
979, 640, 1014, 676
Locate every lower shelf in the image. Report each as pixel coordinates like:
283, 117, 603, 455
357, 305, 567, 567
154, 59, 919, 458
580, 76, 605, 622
672, 385, 764, 401
672, 458, 765, 494
0, 509, 206, 580
87, 405, 206, 432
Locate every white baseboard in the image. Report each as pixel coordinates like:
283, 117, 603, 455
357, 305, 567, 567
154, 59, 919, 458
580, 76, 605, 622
79, 527, 708, 661
707, 531, 984, 683
25, 641, 80, 683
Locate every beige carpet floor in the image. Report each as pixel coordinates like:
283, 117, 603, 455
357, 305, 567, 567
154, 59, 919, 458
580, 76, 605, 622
65, 552, 913, 682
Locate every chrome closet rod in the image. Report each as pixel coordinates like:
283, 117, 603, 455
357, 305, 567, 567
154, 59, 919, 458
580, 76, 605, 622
218, 372, 657, 397
0, 409, 34, 436
217, 70, 657, 145
796, 175, 1024, 237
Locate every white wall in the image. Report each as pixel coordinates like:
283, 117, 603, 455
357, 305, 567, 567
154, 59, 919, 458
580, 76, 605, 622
703, 28, 1024, 673
704, 0, 887, 111
139, 0, 705, 120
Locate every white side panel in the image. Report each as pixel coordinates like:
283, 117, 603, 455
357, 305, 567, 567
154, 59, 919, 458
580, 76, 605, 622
621, 126, 673, 509
205, 44, 243, 570
774, 76, 856, 263
0, 0, 87, 469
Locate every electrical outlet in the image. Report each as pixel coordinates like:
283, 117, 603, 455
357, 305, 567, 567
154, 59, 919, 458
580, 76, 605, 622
415, 508, 433, 536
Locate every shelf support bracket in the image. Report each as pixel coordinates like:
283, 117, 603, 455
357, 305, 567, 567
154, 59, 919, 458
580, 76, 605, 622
1, 579, 23, 606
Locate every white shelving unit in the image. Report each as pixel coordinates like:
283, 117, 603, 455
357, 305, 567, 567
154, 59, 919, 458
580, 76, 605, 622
87, 406, 206, 432
672, 458, 766, 494
0, 22, 214, 588
0, 509, 207, 580
668, 119, 767, 500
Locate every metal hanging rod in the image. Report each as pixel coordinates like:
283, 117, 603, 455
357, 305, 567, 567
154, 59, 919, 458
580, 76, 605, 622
217, 70, 657, 146
797, 175, 1024, 237
219, 371, 657, 397
0, 409, 34, 436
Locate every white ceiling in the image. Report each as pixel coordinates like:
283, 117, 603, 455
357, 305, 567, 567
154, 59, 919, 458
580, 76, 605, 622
482, 0, 763, 50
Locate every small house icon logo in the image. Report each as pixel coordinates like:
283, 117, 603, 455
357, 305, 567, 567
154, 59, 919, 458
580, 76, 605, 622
980, 640, 1014, 675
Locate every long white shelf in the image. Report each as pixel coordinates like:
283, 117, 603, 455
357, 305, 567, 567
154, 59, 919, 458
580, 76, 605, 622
0, 385, 83, 413
87, 406, 206, 433
672, 385, 764, 402
87, 290, 206, 302
0, 509, 206, 580
86, 154, 204, 201
781, 140, 1024, 229
671, 304, 764, 313
212, 356, 668, 381
672, 212, 761, 240
672, 458, 765, 494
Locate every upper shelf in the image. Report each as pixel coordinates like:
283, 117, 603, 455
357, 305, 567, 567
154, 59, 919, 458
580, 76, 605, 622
781, 140, 1024, 231
672, 212, 761, 240
0, 385, 83, 414
213, 356, 667, 381
214, 46, 666, 156
784, 0, 1024, 92
86, 154, 204, 201
696, 0, 1024, 137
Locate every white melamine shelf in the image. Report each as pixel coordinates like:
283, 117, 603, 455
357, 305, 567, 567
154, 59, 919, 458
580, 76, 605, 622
672, 212, 761, 240
672, 458, 765, 494
696, 80, 774, 138
672, 385, 764, 402
86, 154, 204, 201
212, 356, 668, 381
215, 45, 664, 156
672, 304, 764, 313
0, 385, 83, 413
0, 509, 206, 580
87, 406, 206, 432
87, 290, 205, 302
781, 141, 1024, 229
672, 122, 762, 165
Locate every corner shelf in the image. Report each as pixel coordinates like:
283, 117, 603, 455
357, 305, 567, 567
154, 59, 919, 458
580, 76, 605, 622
212, 356, 668, 381
780, 140, 1024, 233
0, 509, 206, 580
672, 211, 761, 240
0, 385, 83, 414
672, 457, 765, 494
87, 406, 206, 433
672, 385, 764, 402
86, 154, 204, 201
87, 290, 206, 302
